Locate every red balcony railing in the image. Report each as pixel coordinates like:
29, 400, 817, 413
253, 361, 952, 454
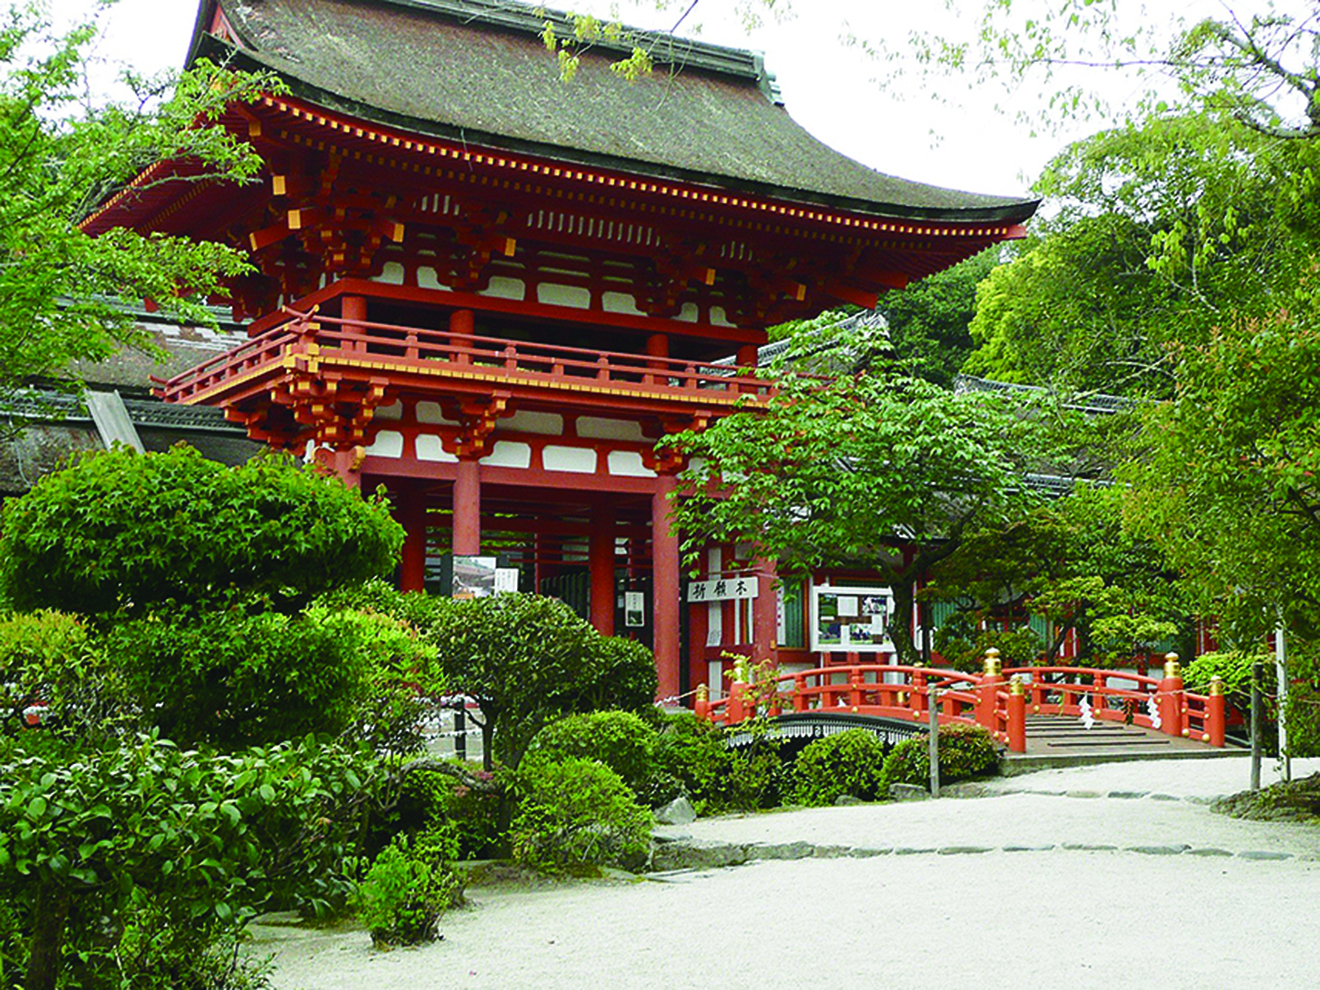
157, 308, 772, 407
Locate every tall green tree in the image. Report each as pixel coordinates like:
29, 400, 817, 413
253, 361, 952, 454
880, 248, 996, 386
964, 112, 1312, 397
666, 345, 1051, 664
0, 3, 273, 413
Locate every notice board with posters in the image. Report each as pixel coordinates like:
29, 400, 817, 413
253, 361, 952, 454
810, 584, 895, 653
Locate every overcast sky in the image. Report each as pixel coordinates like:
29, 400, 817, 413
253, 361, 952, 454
55, 0, 1234, 200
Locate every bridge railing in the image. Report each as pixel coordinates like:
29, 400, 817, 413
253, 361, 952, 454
1004, 654, 1225, 746
695, 662, 1023, 748
695, 651, 1226, 753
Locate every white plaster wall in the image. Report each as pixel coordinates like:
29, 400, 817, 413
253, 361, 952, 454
577, 416, 646, 441
480, 441, 532, 469
497, 411, 564, 435
366, 431, 404, 458
481, 277, 526, 301
607, 450, 656, 478
537, 283, 592, 309
543, 445, 597, 473
415, 434, 458, 462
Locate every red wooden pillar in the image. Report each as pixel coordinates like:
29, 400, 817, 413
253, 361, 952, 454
343, 294, 367, 352
1007, 677, 1027, 753
644, 332, 667, 385
399, 485, 428, 592
451, 308, 474, 363
589, 503, 616, 637
652, 475, 681, 702
976, 647, 1004, 732
453, 459, 481, 556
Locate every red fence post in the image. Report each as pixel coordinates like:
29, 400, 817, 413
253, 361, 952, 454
976, 648, 1004, 732
694, 682, 710, 722
912, 670, 928, 716
849, 667, 864, 710
1207, 675, 1226, 747
727, 680, 747, 724
1007, 675, 1027, 753
1159, 652, 1185, 738
793, 674, 808, 713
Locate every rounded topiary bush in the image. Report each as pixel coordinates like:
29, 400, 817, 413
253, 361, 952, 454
879, 723, 1000, 792
651, 710, 730, 809
530, 711, 659, 801
788, 729, 887, 806
511, 757, 652, 873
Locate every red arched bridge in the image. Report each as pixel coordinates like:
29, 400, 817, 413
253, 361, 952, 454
695, 651, 1228, 753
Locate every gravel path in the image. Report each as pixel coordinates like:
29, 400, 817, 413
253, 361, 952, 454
256, 757, 1320, 990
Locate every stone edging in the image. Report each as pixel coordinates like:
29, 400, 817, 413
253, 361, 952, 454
648, 836, 1308, 873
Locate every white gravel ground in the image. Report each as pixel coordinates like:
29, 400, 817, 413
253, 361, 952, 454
256, 757, 1320, 990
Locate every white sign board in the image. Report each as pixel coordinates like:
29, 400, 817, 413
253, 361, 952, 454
687, 575, 759, 603
624, 591, 645, 627
494, 567, 520, 594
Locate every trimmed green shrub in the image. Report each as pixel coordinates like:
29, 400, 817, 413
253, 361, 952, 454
0, 610, 125, 739
879, 723, 1000, 792
576, 635, 659, 714
651, 710, 730, 809
511, 757, 652, 873
354, 828, 465, 947
530, 711, 659, 801
103, 607, 380, 748
322, 586, 662, 771
788, 729, 887, 806
703, 721, 786, 813
0, 446, 402, 616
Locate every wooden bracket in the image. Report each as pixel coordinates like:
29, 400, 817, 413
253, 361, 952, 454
452, 390, 513, 458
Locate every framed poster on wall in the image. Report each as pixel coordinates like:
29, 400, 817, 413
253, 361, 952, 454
810, 584, 895, 653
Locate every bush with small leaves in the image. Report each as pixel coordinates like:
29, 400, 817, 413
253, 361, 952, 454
530, 711, 659, 802
511, 757, 652, 874
0, 610, 128, 740
353, 828, 465, 948
788, 729, 887, 806
0, 733, 378, 989
879, 723, 1001, 792
102, 605, 423, 749
704, 720, 786, 813
575, 636, 659, 715
650, 710, 731, 810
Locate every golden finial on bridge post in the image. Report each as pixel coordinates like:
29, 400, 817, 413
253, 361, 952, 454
1010, 674, 1025, 696
1209, 675, 1224, 697
1163, 652, 1181, 679
983, 647, 1002, 678
696, 683, 709, 702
